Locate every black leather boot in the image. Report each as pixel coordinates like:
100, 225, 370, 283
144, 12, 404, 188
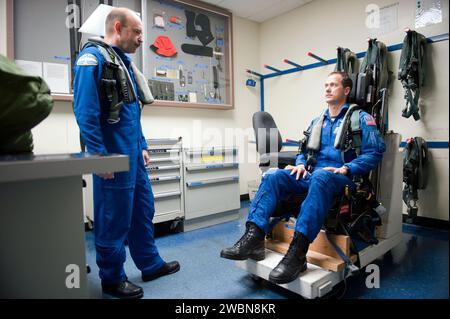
102, 280, 144, 299
142, 261, 180, 282
269, 232, 310, 284
220, 222, 266, 261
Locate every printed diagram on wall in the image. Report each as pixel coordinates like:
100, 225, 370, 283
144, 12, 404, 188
144, 0, 232, 107
415, 0, 443, 28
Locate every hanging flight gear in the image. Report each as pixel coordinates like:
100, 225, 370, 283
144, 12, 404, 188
82, 37, 154, 124
335, 47, 357, 74
0, 55, 54, 155
402, 137, 429, 223
398, 30, 427, 121
359, 39, 389, 96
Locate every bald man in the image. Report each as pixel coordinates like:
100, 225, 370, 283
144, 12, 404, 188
73, 8, 179, 299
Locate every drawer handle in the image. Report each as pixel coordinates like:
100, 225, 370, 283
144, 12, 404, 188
147, 149, 180, 155
185, 149, 238, 157
185, 163, 238, 171
148, 157, 180, 163
186, 176, 239, 187
154, 190, 181, 199
147, 165, 180, 171
149, 176, 181, 182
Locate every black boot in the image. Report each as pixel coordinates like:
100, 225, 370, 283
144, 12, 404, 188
142, 261, 180, 282
269, 232, 310, 284
220, 222, 265, 261
102, 280, 144, 299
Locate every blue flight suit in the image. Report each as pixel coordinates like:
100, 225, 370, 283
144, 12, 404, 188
73, 45, 164, 285
248, 104, 386, 242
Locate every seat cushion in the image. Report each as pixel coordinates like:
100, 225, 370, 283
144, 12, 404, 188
259, 151, 298, 168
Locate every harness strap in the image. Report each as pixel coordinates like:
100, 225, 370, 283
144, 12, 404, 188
303, 104, 362, 171
334, 104, 361, 150
350, 109, 362, 156
402, 137, 429, 221
84, 38, 139, 124
307, 109, 326, 152
95, 46, 122, 124
399, 31, 427, 121
305, 109, 326, 172
325, 231, 359, 278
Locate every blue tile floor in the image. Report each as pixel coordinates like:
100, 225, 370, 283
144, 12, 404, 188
85, 201, 449, 299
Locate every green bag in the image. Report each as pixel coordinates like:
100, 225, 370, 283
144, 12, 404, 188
0, 54, 54, 154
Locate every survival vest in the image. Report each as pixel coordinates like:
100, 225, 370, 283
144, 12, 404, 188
398, 31, 427, 121
402, 136, 429, 222
300, 105, 385, 245
81, 37, 154, 124
360, 39, 389, 96
300, 104, 363, 172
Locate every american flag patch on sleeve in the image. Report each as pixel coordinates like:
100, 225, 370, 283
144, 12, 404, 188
365, 115, 376, 126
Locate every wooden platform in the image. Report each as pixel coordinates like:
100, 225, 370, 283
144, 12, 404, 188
266, 222, 357, 272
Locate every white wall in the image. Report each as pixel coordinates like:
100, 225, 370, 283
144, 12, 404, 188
259, 0, 449, 221
0, 2, 261, 195
0, 0, 6, 56
26, 16, 262, 195
3, 0, 448, 221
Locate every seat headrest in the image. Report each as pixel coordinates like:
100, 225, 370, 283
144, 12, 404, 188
252, 111, 283, 155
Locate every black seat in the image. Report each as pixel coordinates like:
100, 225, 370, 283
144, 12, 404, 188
252, 111, 297, 169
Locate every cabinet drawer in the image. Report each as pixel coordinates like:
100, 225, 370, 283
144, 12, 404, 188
148, 156, 180, 164
147, 165, 180, 177
184, 167, 238, 181
154, 191, 182, 216
184, 180, 240, 220
148, 151, 180, 163
150, 177, 181, 193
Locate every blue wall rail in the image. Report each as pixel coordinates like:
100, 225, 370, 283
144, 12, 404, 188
283, 141, 449, 149
247, 32, 449, 110
247, 32, 449, 149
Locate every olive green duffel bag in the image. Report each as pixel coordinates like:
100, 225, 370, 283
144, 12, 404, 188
0, 54, 54, 155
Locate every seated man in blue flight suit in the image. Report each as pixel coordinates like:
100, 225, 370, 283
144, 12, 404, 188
74, 8, 179, 299
220, 72, 386, 284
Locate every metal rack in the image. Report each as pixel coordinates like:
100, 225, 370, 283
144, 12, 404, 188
247, 33, 448, 110
246, 32, 449, 150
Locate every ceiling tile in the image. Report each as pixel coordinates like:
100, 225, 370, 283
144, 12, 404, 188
200, 0, 312, 22
247, 0, 312, 22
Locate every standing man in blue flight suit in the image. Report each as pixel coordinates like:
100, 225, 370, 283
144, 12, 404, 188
74, 8, 179, 299
220, 72, 386, 284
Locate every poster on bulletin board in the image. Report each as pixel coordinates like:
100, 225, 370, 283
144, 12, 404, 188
143, 0, 234, 109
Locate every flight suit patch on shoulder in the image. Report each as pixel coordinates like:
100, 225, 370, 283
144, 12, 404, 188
77, 53, 98, 66
364, 114, 376, 126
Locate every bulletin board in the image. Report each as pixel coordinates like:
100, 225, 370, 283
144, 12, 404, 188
8, 0, 233, 108
11, 0, 73, 98
143, 0, 234, 109
9, 0, 141, 100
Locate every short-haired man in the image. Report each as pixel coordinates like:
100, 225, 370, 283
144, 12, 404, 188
73, 8, 179, 299
220, 72, 386, 284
